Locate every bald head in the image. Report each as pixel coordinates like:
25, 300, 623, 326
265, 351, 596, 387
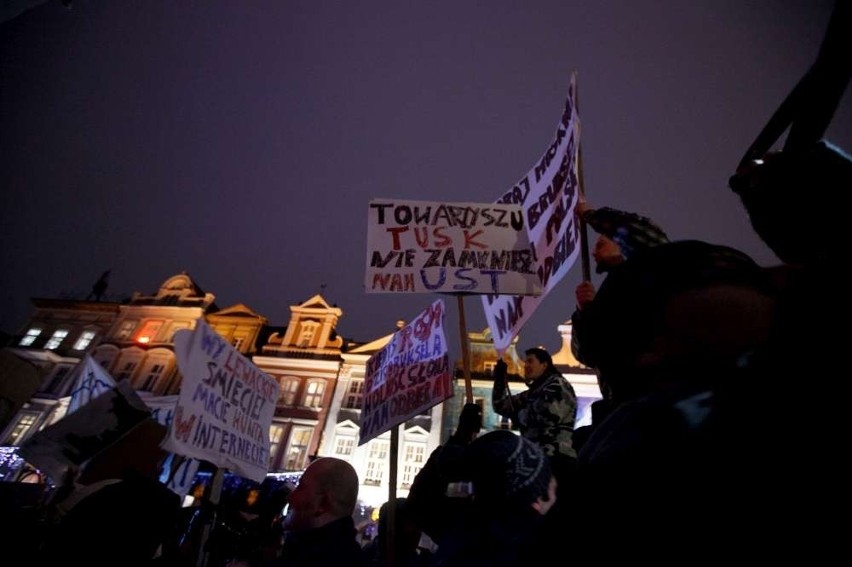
309, 457, 359, 516
284, 457, 360, 531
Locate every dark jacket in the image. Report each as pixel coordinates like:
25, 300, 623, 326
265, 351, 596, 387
276, 516, 366, 567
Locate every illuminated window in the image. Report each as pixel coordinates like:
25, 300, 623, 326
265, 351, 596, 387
483, 361, 497, 375
297, 322, 317, 347
3, 412, 39, 446
232, 336, 245, 350
284, 427, 312, 471
344, 379, 364, 409
269, 424, 285, 468
45, 330, 69, 350
365, 440, 389, 485
334, 436, 355, 457
279, 378, 300, 406
73, 331, 96, 351
303, 381, 325, 409
115, 321, 137, 340
19, 328, 42, 346
135, 321, 164, 344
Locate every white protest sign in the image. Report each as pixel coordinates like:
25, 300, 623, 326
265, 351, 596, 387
365, 199, 541, 296
482, 74, 582, 354
359, 300, 452, 445
140, 393, 201, 497
163, 319, 280, 483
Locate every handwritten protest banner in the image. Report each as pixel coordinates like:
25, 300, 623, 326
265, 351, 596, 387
163, 319, 280, 483
365, 199, 542, 296
482, 74, 582, 354
359, 299, 452, 445
141, 393, 201, 498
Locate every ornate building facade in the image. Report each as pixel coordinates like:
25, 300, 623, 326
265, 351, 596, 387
1, 274, 600, 508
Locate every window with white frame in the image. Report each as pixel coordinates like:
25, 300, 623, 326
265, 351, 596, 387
19, 328, 42, 346
115, 321, 137, 340
45, 330, 69, 350
3, 411, 39, 446
73, 331, 97, 351
401, 442, 427, 487
135, 320, 164, 344
297, 321, 318, 347
269, 424, 285, 468
284, 427, 312, 471
334, 436, 355, 457
140, 362, 166, 391
303, 381, 325, 409
116, 360, 139, 381
365, 440, 389, 485
279, 378, 300, 406
344, 379, 364, 409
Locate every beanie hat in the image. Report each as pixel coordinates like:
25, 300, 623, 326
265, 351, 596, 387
582, 206, 669, 259
465, 430, 551, 508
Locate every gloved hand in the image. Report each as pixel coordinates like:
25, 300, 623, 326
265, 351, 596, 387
494, 359, 508, 377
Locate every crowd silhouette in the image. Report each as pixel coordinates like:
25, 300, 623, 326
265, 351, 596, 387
4, 1, 850, 565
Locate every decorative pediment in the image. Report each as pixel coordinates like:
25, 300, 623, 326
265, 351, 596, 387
299, 294, 331, 309
211, 303, 266, 320
336, 419, 360, 432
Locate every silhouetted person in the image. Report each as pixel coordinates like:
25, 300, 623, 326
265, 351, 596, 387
86, 269, 111, 301
407, 403, 481, 546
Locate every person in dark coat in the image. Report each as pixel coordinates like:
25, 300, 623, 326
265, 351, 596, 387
269, 457, 365, 567
428, 430, 557, 567
407, 403, 481, 546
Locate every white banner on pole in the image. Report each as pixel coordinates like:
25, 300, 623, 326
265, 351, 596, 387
482, 74, 582, 354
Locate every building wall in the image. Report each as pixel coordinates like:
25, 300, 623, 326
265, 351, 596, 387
0, 276, 594, 511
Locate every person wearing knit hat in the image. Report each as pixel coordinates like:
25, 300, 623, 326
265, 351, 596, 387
466, 430, 556, 513
570, 202, 670, 371
429, 430, 557, 567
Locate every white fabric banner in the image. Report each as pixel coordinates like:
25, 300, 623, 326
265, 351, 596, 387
140, 393, 201, 498
67, 354, 117, 415
163, 319, 280, 483
482, 74, 582, 354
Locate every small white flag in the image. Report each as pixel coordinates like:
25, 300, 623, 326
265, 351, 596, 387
67, 355, 117, 415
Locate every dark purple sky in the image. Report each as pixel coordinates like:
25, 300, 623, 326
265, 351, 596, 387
2, 1, 849, 361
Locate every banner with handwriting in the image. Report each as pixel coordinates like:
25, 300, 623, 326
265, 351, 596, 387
365, 200, 541, 296
359, 300, 451, 445
164, 319, 280, 483
482, 74, 582, 353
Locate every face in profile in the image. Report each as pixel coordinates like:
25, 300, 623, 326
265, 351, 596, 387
283, 465, 323, 532
593, 235, 623, 272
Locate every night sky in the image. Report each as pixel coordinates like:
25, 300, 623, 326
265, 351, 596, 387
2, 1, 849, 362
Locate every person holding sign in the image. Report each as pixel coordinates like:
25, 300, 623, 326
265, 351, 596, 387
570, 203, 669, 385
492, 348, 577, 497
